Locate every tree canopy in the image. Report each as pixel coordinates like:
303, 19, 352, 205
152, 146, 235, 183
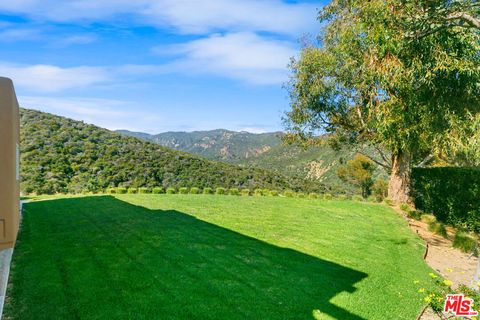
285, 0, 480, 202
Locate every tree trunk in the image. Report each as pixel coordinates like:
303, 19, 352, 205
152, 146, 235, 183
388, 150, 412, 204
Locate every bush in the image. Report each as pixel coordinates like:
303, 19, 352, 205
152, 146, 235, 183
367, 195, 378, 202
166, 187, 176, 194
428, 221, 449, 239
453, 231, 478, 254
138, 187, 150, 194
229, 188, 239, 196
190, 187, 200, 194
352, 195, 364, 202
407, 209, 422, 220
372, 179, 388, 201
216, 187, 226, 195
241, 189, 251, 196
254, 189, 263, 196
127, 188, 137, 194
308, 193, 318, 199
336, 194, 348, 201
107, 188, 116, 194
399, 203, 409, 211
116, 187, 127, 194
152, 187, 164, 194
296, 192, 306, 198
179, 187, 189, 194
412, 167, 480, 232
262, 189, 270, 196
203, 187, 213, 195
268, 190, 278, 196
283, 190, 294, 198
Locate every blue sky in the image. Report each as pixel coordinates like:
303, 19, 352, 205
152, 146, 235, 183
0, 1, 323, 133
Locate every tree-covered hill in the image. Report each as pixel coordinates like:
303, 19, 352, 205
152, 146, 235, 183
117, 129, 282, 162
118, 129, 387, 194
20, 109, 322, 195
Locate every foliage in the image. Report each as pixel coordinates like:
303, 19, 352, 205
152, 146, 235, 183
283, 190, 294, 198
323, 193, 333, 200
107, 188, 116, 194
296, 192, 306, 199
351, 195, 364, 202
189, 187, 200, 194
427, 221, 448, 239
138, 187, 150, 194
179, 187, 189, 194
407, 209, 423, 221
337, 155, 375, 198
203, 187, 213, 195
371, 179, 388, 202
400, 203, 410, 212
284, 0, 480, 201
166, 187, 176, 194
229, 188, 239, 196
116, 187, 127, 194
241, 189, 250, 196
19, 109, 317, 195
453, 231, 478, 254
412, 167, 480, 232
152, 187, 164, 194
254, 189, 263, 196
215, 187, 226, 195
269, 190, 279, 197
127, 188, 137, 194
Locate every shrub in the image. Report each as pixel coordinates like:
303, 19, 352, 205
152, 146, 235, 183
412, 167, 480, 232
367, 195, 378, 202
254, 189, 263, 196
166, 187, 176, 194
203, 187, 213, 195
428, 221, 449, 239
308, 193, 318, 199
352, 195, 364, 202
324, 193, 333, 200
407, 209, 422, 220
453, 231, 478, 254
269, 190, 279, 197
283, 190, 294, 198
421, 214, 436, 224
179, 187, 189, 194
297, 192, 306, 198
107, 188, 116, 194
241, 189, 251, 196
116, 187, 127, 194
372, 179, 388, 201
262, 189, 270, 196
399, 203, 409, 212
190, 187, 200, 194
229, 188, 239, 196
138, 187, 150, 194
336, 194, 348, 201
127, 188, 137, 194
216, 187, 226, 195
152, 187, 164, 194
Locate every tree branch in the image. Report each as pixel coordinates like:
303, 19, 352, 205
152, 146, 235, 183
356, 150, 392, 173
416, 154, 434, 168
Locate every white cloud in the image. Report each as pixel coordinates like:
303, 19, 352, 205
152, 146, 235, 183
0, 63, 110, 92
0, 28, 41, 41
154, 32, 296, 84
51, 34, 98, 47
0, 0, 318, 36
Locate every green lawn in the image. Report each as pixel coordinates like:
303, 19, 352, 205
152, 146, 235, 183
5, 195, 434, 319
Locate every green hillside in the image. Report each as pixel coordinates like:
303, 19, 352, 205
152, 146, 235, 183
117, 129, 282, 162
20, 109, 323, 195
118, 129, 388, 194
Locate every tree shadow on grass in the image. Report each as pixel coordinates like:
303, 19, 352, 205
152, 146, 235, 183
6, 196, 368, 320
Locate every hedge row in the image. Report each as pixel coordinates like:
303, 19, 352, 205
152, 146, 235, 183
411, 167, 480, 233
105, 187, 357, 200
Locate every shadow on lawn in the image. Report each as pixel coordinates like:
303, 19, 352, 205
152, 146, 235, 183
7, 196, 368, 320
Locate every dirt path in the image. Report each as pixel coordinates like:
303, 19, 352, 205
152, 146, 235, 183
399, 211, 479, 320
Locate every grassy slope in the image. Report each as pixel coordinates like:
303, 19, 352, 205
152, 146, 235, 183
5, 195, 434, 319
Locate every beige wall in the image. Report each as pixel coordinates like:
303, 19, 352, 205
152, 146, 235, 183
0, 77, 20, 250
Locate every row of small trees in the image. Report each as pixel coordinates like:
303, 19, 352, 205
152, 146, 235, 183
106, 186, 388, 202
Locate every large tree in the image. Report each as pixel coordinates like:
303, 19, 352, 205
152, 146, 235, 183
284, 0, 480, 203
